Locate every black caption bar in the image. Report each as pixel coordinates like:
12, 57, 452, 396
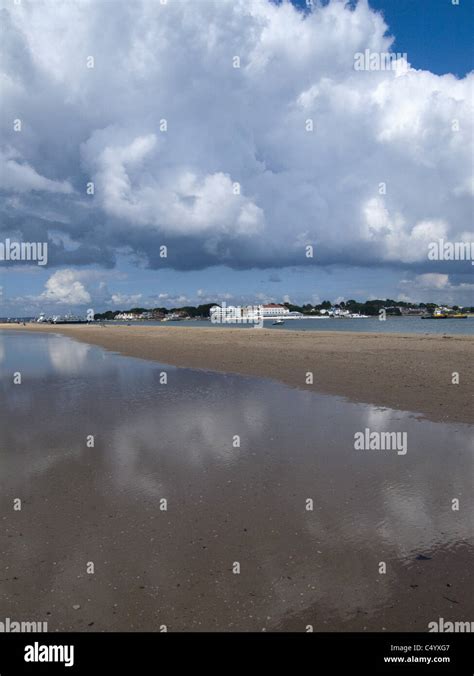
0, 632, 472, 674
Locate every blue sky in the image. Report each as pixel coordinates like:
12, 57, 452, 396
289, 0, 473, 78
0, 0, 472, 315
359, 0, 473, 77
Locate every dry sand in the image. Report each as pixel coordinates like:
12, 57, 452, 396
2, 323, 472, 424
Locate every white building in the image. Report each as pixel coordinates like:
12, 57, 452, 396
333, 307, 350, 317
210, 304, 263, 324
261, 304, 290, 317
210, 302, 293, 324
115, 312, 139, 320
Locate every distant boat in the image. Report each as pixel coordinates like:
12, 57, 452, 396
272, 319, 285, 325
421, 311, 466, 319
421, 312, 467, 319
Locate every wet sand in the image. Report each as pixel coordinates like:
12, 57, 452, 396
1, 331, 473, 632
2, 324, 472, 424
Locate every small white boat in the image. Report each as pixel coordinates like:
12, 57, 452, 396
272, 319, 285, 325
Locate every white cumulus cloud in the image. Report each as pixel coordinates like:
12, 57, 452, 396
40, 269, 91, 305
0, 0, 472, 282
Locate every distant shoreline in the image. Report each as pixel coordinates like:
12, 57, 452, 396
2, 315, 473, 338
2, 324, 472, 425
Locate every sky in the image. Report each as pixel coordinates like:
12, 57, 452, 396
0, 0, 473, 315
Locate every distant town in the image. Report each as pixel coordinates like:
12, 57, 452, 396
92, 299, 474, 322
2, 299, 473, 325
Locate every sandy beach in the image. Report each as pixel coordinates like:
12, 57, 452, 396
2, 324, 472, 424
1, 329, 473, 632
